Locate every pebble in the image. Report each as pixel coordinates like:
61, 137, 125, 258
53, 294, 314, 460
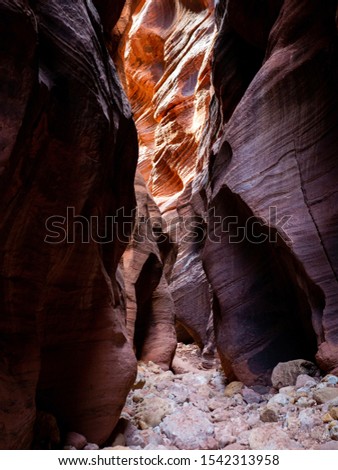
328, 420, 338, 430
246, 411, 261, 427
295, 374, 317, 389
260, 406, 279, 423
237, 430, 251, 446
313, 388, 338, 404
182, 372, 210, 387
329, 406, 338, 420
132, 393, 144, 403
242, 388, 263, 404
224, 381, 244, 397
329, 425, 338, 441
224, 443, 248, 450
296, 397, 316, 407
135, 396, 175, 428
322, 413, 333, 423
322, 375, 338, 385
210, 409, 229, 423
315, 382, 328, 390
214, 428, 236, 448
210, 373, 226, 392
166, 382, 190, 404
279, 386, 296, 396
83, 443, 99, 450
111, 434, 126, 447
132, 376, 146, 390
107, 446, 130, 450
268, 393, 290, 406
298, 409, 322, 430
252, 385, 270, 395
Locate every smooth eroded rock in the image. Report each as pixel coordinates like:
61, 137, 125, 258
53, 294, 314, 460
0, 0, 138, 449
271, 360, 319, 389
313, 388, 338, 404
224, 381, 244, 397
136, 397, 175, 429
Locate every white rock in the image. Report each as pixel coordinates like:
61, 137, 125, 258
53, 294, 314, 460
214, 427, 236, 448
322, 375, 338, 385
298, 409, 321, 431
160, 405, 214, 450
268, 393, 290, 406
249, 424, 302, 450
246, 411, 261, 427
295, 374, 317, 389
279, 386, 296, 396
296, 397, 316, 407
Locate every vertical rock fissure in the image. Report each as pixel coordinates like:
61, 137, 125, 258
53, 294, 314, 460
293, 142, 338, 283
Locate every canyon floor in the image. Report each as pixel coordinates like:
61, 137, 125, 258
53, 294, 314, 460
95, 343, 338, 451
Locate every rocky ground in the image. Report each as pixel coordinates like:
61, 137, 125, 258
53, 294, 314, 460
65, 344, 338, 450
96, 344, 338, 449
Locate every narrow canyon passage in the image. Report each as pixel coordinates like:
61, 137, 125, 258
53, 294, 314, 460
115, 0, 336, 385
0, 0, 338, 451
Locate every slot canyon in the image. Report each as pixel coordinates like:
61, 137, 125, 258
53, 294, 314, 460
0, 0, 338, 450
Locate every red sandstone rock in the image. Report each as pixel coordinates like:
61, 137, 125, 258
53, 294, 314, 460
120, 0, 215, 198
203, 0, 338, 384
0, 0, 138, 449
2, 0, 338, 449
117, 0, 216, 350
117, 1, 338, 382
122, 172, 177, 370
115, 0, 338, 387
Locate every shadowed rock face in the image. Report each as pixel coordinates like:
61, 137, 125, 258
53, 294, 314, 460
123, 172, 177, 370
0, 0, 138, 449
202, 0, 338, 383
93, 0, 126, 34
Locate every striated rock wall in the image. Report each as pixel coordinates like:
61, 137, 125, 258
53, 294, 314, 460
119, 0, 215, 198
2, 0, 338, 449
201, 0, 338, 383
118, 0, 338, 383
117, 0, 216, 349
0, 0, 138, 449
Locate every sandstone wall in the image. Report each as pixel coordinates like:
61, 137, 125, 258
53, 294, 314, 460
0, 0, 138, 448
117, 0, 216, 349
123, 172, 177, 370
201, 0, 338, 383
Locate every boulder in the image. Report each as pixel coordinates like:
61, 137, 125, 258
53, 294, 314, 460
160, 405, 214, 450
249, 424, 302, 450
271, 360, 318, 389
